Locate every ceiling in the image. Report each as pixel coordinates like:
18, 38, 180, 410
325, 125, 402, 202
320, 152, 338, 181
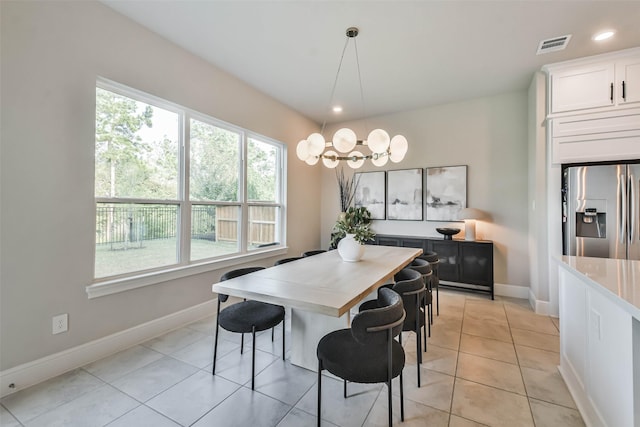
102, 1, 640, 124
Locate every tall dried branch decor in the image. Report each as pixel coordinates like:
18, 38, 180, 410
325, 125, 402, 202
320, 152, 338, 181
336, 168, 359, 213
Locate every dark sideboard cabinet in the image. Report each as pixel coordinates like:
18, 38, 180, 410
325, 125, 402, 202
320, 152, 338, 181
373, 234, 494, 299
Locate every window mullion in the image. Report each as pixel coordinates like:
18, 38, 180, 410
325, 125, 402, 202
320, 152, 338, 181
180, 114, 191, 264
239, 132, 248, 253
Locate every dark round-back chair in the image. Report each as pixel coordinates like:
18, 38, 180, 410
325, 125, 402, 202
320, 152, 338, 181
212, 267, 286, 390
409, 257, 433, 349
302, 250, 326, 257
274, 257, 302, 265
317, 287, 406, 427
359, 267, 425, 387
421, 252, 440, 316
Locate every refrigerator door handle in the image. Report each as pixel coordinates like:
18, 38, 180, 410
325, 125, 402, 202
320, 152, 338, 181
630, 173, 636, 244
619, 173, 627, 244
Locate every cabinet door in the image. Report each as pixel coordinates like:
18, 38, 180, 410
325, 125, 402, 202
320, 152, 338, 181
616, 57, 640, 106
377, 236, 401, 246
431, 240, 459, 282
550, 63, 615, 113
459, 243, 493, 286
400, 238, 426, 251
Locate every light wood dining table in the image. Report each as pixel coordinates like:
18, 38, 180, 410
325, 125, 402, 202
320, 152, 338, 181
211, 245, 422, 371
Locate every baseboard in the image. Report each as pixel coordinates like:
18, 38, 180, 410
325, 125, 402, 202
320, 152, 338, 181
559, 359, 605, 427
494, 282, 530, 300
0, 299, 217, 398
528, 290, 552, 315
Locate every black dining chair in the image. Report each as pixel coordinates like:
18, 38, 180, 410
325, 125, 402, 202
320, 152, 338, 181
421, 252, 440, 316
359, 268, 425, 387
274, 257, 302, 265
409, 258, 432, 349
212, 267, 286, 390
302, 250, 326, 257
317, 287, 406, 427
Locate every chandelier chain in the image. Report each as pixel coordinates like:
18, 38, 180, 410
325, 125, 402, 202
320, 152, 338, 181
320, 36, 351, 137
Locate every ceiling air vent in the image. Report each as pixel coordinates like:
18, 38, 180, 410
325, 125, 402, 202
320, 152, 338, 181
537, 35, 572, 55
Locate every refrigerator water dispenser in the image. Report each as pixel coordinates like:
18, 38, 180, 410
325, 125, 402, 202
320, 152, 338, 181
575, 200, 607, 239
575, 209, 606, 238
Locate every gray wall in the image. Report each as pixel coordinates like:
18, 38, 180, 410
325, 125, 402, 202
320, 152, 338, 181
0, 1, 321, 370
320, 92, 530, 288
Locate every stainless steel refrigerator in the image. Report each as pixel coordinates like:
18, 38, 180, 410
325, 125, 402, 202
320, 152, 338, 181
563, 163, 640, 260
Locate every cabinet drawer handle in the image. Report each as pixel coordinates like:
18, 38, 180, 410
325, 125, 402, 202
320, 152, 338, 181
622, 81, 626, 100
610, 82, 614, 102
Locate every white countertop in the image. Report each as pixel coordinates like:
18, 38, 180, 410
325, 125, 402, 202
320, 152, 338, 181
559, 256, 640, 318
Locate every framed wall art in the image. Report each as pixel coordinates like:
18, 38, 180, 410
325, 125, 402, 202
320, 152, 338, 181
425, 165, 467, 221
354, 171, 386, 220
386, 168, 423, 220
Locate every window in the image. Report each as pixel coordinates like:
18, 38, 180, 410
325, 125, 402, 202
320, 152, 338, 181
94, 79, 286, 281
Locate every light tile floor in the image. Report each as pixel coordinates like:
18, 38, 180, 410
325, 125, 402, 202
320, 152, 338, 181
1, 290, 585, 427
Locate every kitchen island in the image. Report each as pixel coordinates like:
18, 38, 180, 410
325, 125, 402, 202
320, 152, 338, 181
557, 256, 640, 427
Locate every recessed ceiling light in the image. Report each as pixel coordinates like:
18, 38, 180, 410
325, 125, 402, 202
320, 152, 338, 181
332, 106, 343, 113
593, 30, 615, 41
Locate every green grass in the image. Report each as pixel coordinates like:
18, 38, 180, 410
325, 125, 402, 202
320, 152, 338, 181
95, 238, 239, 278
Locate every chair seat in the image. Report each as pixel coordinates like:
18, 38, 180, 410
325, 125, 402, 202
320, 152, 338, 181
317, 329, 405, 384
218, 300, 285, 333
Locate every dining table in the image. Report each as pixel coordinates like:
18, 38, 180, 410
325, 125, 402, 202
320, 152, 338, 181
211, 245, 422, 371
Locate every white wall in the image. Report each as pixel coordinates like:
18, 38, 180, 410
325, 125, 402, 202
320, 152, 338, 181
0, 1, 320, 371
320, 92, 530, 288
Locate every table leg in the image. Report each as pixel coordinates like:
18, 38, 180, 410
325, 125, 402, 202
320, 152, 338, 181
290, 308, 350, 371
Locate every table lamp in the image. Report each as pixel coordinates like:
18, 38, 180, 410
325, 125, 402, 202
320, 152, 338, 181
458, 208, 486, 241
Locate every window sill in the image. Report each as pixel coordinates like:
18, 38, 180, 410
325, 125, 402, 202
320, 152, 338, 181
86, 247, 288, 299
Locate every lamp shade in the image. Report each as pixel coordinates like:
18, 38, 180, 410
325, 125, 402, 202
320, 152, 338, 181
296, 139, 310, 161
307, 133, 326, 156
333, 128, 357, 153
458, 208, 485, 220
322, 150, 340, 168
367, 129, 390, 153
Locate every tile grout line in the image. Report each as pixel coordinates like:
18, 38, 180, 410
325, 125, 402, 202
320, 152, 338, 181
506, 301, 538, 427
446, 294, 468, 423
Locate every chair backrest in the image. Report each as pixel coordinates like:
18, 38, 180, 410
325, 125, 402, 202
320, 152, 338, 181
220, 266, 265, 281
274, 257, 302, 265
218, 267, 265, 302
351, 288, 405, 345
420, 251, 438, 263
409, 258, 432, 288
302, 250, 326, 257
392, 268, 425, 312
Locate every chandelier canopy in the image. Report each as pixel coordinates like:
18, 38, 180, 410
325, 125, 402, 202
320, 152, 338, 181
296, 27, 408, 169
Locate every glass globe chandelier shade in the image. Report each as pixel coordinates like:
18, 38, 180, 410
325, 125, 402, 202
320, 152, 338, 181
367, 129, 390, 153
332, 128, 357, 153
306, 133, 326, 157
295, 27, 408, 169
346, 151, 365, 169
371, 152, 389, 167
389, 135, 408, 163
322, 150, 340, 168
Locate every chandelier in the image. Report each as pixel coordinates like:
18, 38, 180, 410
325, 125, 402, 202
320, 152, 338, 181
296, 27, 408, 169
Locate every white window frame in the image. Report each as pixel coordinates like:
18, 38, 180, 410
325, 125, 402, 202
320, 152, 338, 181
87, 78, 287, 298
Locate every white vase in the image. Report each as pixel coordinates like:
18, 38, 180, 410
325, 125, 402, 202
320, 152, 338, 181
337, 233, 365, 262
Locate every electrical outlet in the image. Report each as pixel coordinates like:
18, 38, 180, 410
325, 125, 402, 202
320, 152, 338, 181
52, 314, 68, 334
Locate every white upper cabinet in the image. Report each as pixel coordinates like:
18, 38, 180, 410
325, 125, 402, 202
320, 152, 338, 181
545, 48, 640, 115
615, 56, 640, 106
550, 63, 614, 113
544, 48, 640, 164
